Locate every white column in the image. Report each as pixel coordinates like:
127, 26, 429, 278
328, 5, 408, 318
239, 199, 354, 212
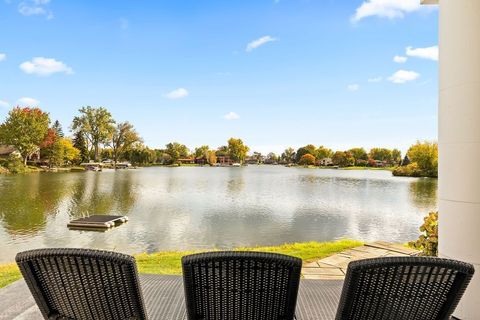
437, 0, 480, 318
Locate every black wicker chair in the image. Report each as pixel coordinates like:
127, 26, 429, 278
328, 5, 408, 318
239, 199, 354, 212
182, 251, 302, 320
335, 256, 475, 320
16, 248, 148, 320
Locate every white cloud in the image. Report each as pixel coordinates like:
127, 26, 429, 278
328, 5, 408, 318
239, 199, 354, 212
17, 97, 40, 106
164, 88, 189, 100
393, 55, 407, 63
352, 0, 422, 22
224, 112, 240, 120
18, 0, 53, 19
0, 100, 10, 109
368, 76, 382, 83
347, 84, 360, 91
388, 70, 420, 84
20, 57, 73, 76
246, 36, 277, 52
0, 53, 6, 62
406, 45, 438, 61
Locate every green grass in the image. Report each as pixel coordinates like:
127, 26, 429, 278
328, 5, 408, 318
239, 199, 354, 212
136, 239, 362, 275
0, 240, 362, 288
0, 263, 22, 288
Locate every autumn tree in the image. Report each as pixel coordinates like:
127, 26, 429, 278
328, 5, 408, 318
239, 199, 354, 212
207, 150, 217, 166
227, 138, 249, 164
407, 141, 438, 176
0, 107, 50, 165
295, 144, 317, 163
298, 153, 316, 166
71, 106, 115, 161
109, 122, 142, 169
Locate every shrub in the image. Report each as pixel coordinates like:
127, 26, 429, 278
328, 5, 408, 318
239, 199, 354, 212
409, 211, 438, 256
6, 154, 27, 173
392, 163, 423, 177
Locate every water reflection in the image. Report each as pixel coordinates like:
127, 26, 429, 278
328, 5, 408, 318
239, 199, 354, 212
0, 167, 437, 263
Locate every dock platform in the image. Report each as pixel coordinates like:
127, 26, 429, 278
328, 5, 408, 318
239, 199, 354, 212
67, 215, 128, 230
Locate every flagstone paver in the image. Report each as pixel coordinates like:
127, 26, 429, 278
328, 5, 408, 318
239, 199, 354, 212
302, 241, 421, 280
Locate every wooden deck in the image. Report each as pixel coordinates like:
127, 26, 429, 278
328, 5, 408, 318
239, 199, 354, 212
0, 275, 343, 320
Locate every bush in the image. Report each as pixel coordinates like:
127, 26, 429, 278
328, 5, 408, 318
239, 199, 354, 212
5, 154, 30, 174
392, 163, 424, 177
409, 211, 438, 256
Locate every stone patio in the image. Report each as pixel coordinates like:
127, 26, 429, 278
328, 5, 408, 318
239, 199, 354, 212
301, 241, 421, 280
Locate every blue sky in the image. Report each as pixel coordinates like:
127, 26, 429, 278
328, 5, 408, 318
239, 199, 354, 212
0, 0, 438, 154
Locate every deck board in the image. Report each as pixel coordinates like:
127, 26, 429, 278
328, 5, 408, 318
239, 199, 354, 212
0, 275, 342, 320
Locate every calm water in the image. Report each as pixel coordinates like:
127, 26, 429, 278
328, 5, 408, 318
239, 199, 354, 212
0, 166, 437, 263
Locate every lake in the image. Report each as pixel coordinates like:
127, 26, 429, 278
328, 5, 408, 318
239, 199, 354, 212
0, 166, 437, 263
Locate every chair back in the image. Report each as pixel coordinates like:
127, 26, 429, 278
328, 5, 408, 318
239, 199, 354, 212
335, 256, 475, 320
182, 251, 302, 320
16, 248, 148, 320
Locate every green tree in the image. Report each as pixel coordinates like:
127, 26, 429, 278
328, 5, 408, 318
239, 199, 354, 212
369, 148, 393, 163
109, 122, 142, 169
407, 141, 438, 177
227, 138, 250, 164
124, 146, 156, 165
298, 153, 316, 166
392, 148, 402, 165
296, 144, 316, 163
195, 145, 210, 158
73, 130, 89, 162
0, 107, 50, 165
52, 120, 64, 137
281, 147, 295, 164
216, 146, 228, 157
165, 142, 190, 163
348, 147, 368, 165
316, 146, 333, 160
332, 151, 355, 167
71, 106, 115, 161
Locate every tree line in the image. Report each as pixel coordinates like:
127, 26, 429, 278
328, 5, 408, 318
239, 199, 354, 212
0, 106, 438, 177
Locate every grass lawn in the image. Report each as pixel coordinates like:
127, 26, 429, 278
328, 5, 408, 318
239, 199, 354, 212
0, 239, 362, 289
0, 263, 22, 288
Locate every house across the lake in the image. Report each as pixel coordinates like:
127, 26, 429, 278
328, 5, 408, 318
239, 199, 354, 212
0, 145, 40, 160
177, 158, 195, 165
318, 158, 333, 166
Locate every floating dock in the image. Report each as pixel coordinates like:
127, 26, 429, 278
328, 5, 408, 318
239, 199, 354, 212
67, 215, 128, 230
